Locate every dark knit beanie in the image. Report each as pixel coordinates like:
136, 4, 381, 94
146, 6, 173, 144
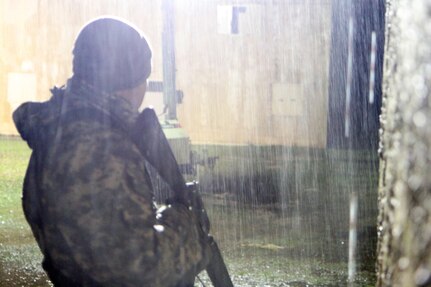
72, 17, 152, 93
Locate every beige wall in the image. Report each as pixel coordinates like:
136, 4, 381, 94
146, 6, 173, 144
0, 0, 163, 134
175, 0, 332, 146
0, 0, 332, 148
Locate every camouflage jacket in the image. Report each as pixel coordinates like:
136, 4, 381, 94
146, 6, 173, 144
13, 81, 210, 286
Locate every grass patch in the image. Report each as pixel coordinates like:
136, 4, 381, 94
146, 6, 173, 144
0, 139, 50, 287
0, 139, 31, 233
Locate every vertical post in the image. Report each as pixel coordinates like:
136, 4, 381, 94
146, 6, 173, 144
162, 0, 177, 120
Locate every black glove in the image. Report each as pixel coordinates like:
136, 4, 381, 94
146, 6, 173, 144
166, 181, 210, 234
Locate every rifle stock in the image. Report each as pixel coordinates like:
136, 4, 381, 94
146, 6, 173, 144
207, 239, 234, 287
133, 108, 234, 287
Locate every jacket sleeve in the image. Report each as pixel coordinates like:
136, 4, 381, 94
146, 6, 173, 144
46, 125, 210, 286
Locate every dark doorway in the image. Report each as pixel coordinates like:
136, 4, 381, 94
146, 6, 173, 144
327, 0, 386, 150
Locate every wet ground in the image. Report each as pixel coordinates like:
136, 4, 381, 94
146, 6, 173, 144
0, 139, 377, 286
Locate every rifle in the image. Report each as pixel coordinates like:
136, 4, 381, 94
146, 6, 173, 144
132, 108, 234, 287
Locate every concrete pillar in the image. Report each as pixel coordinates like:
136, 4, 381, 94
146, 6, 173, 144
377, 0, 431, 286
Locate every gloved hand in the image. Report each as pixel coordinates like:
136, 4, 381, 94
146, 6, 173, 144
166, 181, 210, 234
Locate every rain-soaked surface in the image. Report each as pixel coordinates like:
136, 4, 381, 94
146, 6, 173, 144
0, 140, 378, 286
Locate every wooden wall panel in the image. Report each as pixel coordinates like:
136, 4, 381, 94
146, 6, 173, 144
175, 0, 332, 147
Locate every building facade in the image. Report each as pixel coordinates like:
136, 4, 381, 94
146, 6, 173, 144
0, 0, 332, 147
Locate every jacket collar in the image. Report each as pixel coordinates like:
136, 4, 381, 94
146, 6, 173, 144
67, 78, 139, 129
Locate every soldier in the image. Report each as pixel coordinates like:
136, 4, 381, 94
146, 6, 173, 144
13, 17, 210, 286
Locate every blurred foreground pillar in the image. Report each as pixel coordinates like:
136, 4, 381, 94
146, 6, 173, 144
377, 0, 431, 286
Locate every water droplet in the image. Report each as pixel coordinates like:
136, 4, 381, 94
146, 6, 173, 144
394, 180, 408, 196
398, 257, 410, 270
408, 175, 422, 190
153, 224, 165, 233
390, 198, 400, 208
392, 226, 403, 238
413, 111, 427, 128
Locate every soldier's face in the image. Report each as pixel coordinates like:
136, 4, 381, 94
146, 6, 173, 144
117, 80, 147, 111
131, 81, 147, 109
